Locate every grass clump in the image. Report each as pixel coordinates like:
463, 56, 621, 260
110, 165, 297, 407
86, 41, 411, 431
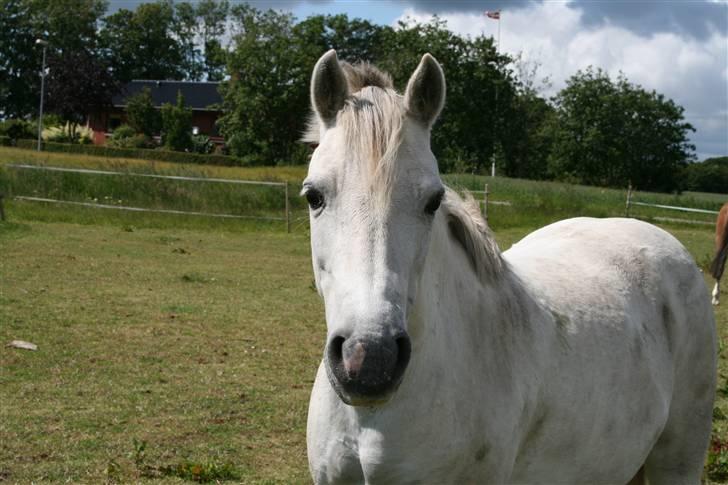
707, 435, 728, 482
157, 461, 242, 482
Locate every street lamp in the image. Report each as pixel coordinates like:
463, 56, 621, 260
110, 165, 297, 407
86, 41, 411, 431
36, 39, 48, 151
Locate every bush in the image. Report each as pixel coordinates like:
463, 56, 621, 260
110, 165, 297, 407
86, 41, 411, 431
110, 124, 136, 140
14, 138, 242, 166
161, 91, 192, 151
42, 123, 94, 144
0, 119, 35, 140
0, 135, 12, 146
191, 134, 214, 154
126, 87, 161, 137
106, 125, 155, 149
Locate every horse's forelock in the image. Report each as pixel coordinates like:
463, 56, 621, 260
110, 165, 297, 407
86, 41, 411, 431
341, 61, 394, 93
305, 61, 405, 198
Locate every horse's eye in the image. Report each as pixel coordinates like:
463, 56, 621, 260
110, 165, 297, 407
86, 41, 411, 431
306, 188, 325, 211
425, 190, 445, 215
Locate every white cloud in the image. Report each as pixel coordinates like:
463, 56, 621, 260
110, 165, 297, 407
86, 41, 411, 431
396, 2, 728, 158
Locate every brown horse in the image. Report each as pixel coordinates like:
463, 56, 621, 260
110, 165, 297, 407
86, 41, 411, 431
711, 202, 728, 305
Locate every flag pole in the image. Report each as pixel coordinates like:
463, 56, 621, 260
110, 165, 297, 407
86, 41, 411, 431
493, 10, 501, 177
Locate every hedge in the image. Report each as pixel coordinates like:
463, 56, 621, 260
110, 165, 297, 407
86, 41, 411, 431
13, 139, 244, 166
0, 136, 11, 147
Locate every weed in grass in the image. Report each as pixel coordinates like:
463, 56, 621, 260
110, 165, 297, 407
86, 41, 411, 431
159, 235, 182, 244
129, 438, 147, 469
126, 438, 242, 483
715, 407, 727, 421
157, 461, 242, 483
719, 379, 728, 398
105, 459, 122, 484
181, 272, 213, 283
707, 435, 728, 482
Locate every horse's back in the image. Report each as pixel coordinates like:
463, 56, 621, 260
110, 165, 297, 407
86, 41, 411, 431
506, 217, 704, 306
504, 217, 714, 361
503, 217, 716, 483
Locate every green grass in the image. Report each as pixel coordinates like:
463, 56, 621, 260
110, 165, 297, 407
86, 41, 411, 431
0, 217, 726, 483
0, 147, 726, 482
2, 146, 724, 235
0, 220, 319, 483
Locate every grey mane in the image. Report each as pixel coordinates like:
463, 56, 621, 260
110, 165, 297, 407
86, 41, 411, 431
442, 188, 505, 282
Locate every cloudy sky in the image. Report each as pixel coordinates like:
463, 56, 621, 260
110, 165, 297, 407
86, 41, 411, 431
110, 0, 728, 160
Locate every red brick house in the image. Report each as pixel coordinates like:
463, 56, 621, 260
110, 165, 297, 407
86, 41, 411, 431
88, 80, 223, 146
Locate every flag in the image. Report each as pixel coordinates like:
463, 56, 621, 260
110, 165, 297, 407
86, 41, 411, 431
485, 10, 500, 20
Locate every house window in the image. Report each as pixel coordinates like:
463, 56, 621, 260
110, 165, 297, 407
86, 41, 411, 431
108, 115, 122, 132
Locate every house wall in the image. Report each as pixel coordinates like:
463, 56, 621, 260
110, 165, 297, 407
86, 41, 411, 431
88, 109, 223, 146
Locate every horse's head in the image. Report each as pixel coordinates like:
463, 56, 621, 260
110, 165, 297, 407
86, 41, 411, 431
303, 50, 446, 406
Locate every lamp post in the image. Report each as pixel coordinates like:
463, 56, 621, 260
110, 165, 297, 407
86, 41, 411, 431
36, 39, 48, 151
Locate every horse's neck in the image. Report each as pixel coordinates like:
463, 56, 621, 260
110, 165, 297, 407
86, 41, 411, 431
410, 218, 540, 382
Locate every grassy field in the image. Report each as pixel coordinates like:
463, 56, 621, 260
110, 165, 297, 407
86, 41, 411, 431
0, 147, 726, 483
2, 146, 725, 232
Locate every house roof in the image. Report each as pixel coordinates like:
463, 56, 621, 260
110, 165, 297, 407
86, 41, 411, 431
113, 80, 222, 111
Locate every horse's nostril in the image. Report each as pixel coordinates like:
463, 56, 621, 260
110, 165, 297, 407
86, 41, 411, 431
329, 335, 345, 361
395, 334, 412, 370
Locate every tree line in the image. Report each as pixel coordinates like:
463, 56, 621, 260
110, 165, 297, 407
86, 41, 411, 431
0, 0, 716, 193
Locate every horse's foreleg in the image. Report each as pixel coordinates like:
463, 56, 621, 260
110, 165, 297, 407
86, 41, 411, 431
713, 281, 720, 306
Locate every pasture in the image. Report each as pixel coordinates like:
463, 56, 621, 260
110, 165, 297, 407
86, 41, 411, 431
0, 148, 726, 483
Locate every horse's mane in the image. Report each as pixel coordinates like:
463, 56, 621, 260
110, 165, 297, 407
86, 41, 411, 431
304, 60, 504, 281
442, 188, 505, 282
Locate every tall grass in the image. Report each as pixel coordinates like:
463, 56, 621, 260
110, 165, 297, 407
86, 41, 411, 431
445, 173, 724, 229
1, 146, 724, 232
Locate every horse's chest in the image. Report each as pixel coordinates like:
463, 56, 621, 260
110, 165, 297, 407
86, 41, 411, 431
317, 432, 500, 484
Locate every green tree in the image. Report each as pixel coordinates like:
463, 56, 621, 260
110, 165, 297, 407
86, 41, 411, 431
0, 0, 108, 118
218, 5, 312, 164
45, 48, 119, 140
374, 17, 519, 174
161, 90, 192, 151
684, 157, 728, 194
100, 0, 229, 83
32, 0, 107, 52
125, 87, 160, 137
100, 0, 185, 82
176, 0, 230, 81
548, 68, 695, 191
0, 0, 38, 118
503, 91, 556, 180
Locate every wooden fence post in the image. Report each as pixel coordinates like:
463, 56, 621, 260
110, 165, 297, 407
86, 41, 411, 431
483, 183, 489, 222
625, 182, 633, 217
284, 182, 290, 233
0, 193, 5, 221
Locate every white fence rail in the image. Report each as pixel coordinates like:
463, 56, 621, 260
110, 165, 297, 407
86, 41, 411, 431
5, 163, 292, 231
625, 185, 720, 226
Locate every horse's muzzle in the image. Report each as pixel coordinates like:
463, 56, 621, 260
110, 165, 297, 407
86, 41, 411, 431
325, 332, 411, 406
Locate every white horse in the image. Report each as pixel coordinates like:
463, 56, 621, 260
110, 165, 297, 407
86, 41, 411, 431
303, 50, 716, 484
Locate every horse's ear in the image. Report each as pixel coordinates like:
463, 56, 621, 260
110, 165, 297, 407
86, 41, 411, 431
404, 53, 446, 128
311, 49, 349, 126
